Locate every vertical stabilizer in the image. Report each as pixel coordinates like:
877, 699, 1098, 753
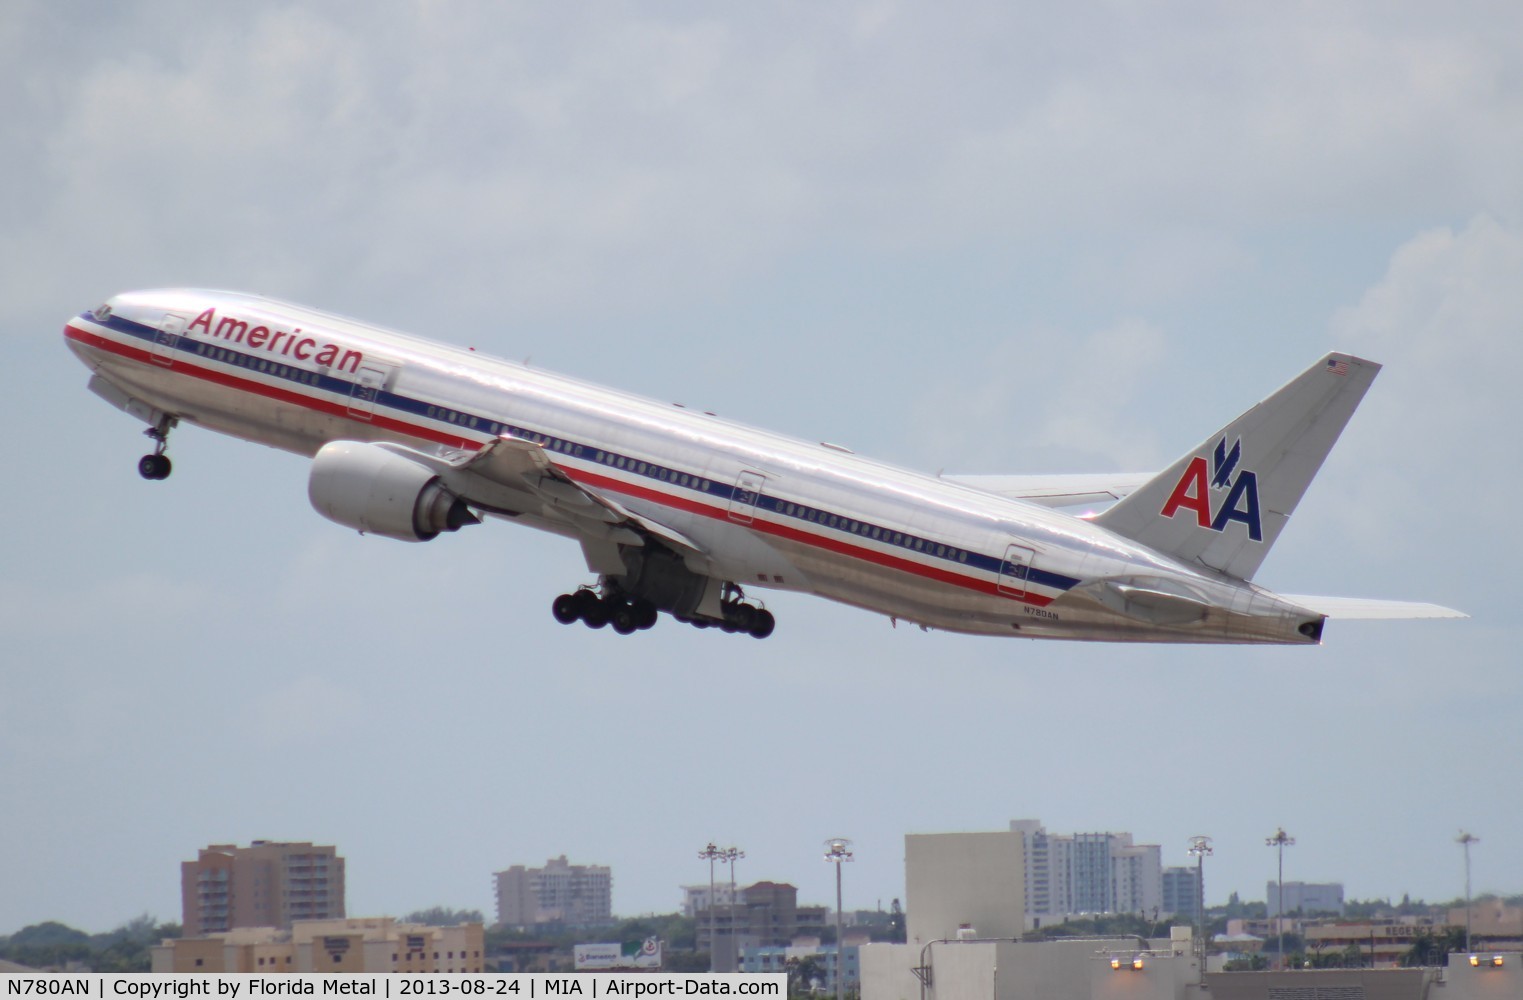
1093, 353, 1379, 581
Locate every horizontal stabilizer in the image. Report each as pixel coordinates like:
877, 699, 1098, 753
945, 472, 1152, 509
1278, 595, 1468, 620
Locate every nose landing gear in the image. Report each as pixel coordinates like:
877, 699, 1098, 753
137, 415, 177, 480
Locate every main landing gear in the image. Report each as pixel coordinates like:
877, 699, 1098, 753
552, 588, 659, 635
677, 598, 776, 638
137, 415, 177, 481
550, 585, 776, 638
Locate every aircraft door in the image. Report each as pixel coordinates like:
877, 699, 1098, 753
152, 313, 187, 367
727, 471, 766, 524
997, 543, 1038, 599
347, 362, 394, 420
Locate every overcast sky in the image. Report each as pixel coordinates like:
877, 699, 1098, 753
2, 1, 1519, 937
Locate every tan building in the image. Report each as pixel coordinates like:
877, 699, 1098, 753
694, 880, 829, 953
1450, 900, 1523, 947
181, 841, 345, 934
152, 918, 485, 973
1302, 919, 1451, 967
495, 856, 612, 928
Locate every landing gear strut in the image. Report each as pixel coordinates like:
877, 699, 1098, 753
712, 583, 775, 638
137, 415, 177, 481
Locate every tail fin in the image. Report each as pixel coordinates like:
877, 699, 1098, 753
1093, 353, 1379, 581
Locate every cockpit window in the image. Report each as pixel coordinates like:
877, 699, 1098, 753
93, 302, 113, 321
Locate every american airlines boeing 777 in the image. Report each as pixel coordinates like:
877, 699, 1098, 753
65, 289, 1462, 642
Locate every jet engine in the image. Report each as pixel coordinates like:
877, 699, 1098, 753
308, 441, 479, 542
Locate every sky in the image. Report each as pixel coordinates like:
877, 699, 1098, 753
1, 1, 1520, 937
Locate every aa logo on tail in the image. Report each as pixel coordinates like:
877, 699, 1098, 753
1159, 437, 1263, 541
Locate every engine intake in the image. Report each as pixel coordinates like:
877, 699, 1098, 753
308, 441, 479, 542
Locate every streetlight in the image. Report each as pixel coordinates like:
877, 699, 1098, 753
699, 843, 723, 972
723, 846, 745, 972
824, 839, 854, 1000
1457, 831, 1479, 954
1188, 836, 1213, 976
1265, 828, 1295, 970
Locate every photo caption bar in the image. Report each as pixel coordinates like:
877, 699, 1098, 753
0, 975, 786, 999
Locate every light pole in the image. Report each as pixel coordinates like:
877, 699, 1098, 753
699, 843, 723, 972
1457, 831, 1479, 954
723, 846, 745, 972
1188, 836, 1213, 976
1265, 828, 1295, 970
824, 839, 854, 1000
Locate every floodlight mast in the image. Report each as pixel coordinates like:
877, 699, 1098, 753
825, 839, 855, 1000
1265, 828, 1295, 970
1457, 831, 1479, 953
1188, 836, 1213, 977
699, 843, 723, 972
723, 846, 745, 972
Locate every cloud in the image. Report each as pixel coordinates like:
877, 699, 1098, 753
909, 317, 1167, 471
1325, 215, 1523, 577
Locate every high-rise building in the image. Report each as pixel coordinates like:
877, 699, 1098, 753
681, 883, 741, 918
181, 841, 345, 934
494, 856, 612, 928
1009, 820, 1162, 924
694, 881, 828, 952
1162, 866, 1202, 925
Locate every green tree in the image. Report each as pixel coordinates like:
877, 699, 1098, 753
1401, 927, 1465, 967
1, 917, 179, 973
404, 908, 485, 926
1221, 954, 1268, 971
787, 955, 826, 996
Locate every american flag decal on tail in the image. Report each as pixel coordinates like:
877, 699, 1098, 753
1325, 357, 1350, 376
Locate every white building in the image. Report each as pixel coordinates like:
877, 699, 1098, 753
1010, 820, 1163, 926
494, 856, 612, 928
681, 883, 742, 918
905, 831, 1026, 944
1265, 881, 1344, 918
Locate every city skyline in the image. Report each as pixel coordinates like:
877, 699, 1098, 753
4, 823, 1515, 938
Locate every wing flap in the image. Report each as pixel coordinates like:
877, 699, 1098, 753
383, 437, 709, 560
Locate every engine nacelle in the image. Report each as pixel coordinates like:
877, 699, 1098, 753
308, 441, 479, 542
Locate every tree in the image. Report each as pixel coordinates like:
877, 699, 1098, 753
1, 917, 179, 973
403, 907, 485, 927
786, 955, 825, 996
1401, 928, 1465, 967
1222, 954, 1268, 971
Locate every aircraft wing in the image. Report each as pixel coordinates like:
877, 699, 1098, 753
944, 473, 1153, 510
1278, 595, 1468, 620
377, 437, 708, 565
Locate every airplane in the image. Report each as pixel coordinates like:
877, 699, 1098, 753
64, 289, 1464, 643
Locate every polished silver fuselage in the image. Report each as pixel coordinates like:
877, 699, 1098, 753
65, 288, 1319, 642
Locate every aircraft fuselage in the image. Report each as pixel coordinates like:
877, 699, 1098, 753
65, 288, 1329, 643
